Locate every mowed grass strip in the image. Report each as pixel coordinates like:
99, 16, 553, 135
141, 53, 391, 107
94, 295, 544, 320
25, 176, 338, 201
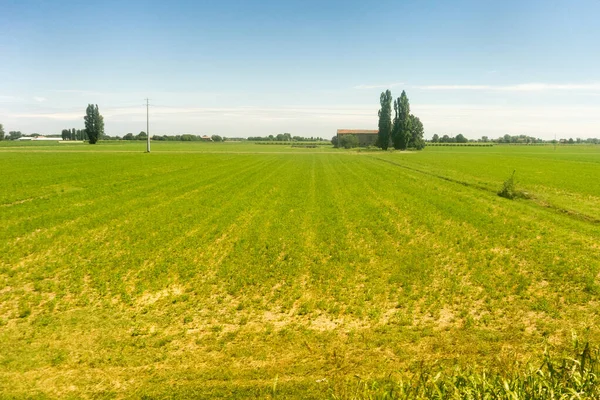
0, 145, 599, 398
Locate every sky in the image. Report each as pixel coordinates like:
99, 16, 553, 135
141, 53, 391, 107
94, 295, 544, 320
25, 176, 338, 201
1, 0, 599, 139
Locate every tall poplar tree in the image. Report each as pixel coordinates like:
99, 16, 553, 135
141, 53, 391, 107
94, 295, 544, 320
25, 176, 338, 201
84, 104, 104, 144
393, 90, 411, 150
392, 98, 400, 148
377, 90, 392, 150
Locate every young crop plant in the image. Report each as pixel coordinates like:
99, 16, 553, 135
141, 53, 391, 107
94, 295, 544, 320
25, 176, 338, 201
339, 342, 600, 399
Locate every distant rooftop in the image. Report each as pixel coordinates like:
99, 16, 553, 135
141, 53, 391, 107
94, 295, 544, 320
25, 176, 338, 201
337, 129, 378, 135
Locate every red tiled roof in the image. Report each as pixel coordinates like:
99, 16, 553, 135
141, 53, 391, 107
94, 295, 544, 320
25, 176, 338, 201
337, 129, 378, 135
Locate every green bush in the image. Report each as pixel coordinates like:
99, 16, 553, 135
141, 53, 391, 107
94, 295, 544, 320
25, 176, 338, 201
339, 135, 359, 149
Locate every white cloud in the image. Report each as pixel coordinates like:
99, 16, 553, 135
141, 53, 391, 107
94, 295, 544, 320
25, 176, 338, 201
33, 96, 47, 102
353, 82, 404, 90
418, 83, 600, 92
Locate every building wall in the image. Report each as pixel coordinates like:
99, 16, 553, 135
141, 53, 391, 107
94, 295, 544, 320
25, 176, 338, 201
356, 134, 378, 146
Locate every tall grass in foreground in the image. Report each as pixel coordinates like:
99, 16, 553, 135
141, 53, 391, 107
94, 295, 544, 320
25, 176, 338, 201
334, 342, 599, 399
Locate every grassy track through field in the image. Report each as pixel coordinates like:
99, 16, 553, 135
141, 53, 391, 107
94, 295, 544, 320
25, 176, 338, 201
0, 142, 599, 398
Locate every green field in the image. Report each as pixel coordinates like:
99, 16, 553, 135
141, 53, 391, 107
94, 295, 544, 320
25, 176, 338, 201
1, 141, 599, 398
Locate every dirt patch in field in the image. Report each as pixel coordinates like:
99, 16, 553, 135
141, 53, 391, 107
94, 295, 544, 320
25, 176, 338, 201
136, 285, 186, 307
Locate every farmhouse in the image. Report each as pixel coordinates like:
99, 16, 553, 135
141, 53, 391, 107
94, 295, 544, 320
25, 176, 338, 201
201, 135, 212, 141
337, 129, 378, 146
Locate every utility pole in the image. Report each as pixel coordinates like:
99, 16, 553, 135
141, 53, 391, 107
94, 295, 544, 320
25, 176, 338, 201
145, 98, 150, 153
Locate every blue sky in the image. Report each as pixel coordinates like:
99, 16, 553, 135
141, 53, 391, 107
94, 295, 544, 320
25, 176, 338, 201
1, 0, 599, 139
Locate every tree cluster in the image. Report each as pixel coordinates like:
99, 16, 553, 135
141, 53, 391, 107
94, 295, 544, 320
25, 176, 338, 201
377, 90, 424, 150
7, 131, 23, 140
61, 128, 88, 141
495, 134, 543, 144
431, 134, 469, 143
123, 131, 147, 140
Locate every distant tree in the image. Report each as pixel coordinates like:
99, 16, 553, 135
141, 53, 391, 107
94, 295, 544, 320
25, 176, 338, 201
331, 136, 339, 148
0, 124, 4, 141
339, 135, 359, 149
211, 134, 223, 142
377, 90, 393, 150
481, 136, 489, 143
123, 133, 134, 140
61, 129, 70, 140
456, 134, 468, 143
441, 134, 450, 143
137, 131, 147, 140
8, 131, 22, 140
409, 115, 425, 150
84, 104, 104, 144
568, 137, 574, 144
431, 134, 439, 143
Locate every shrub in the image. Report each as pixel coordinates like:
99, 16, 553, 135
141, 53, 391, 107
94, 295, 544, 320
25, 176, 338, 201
339, 135, 359, 149
331, 136, 339, 148
498, 170, 529, 199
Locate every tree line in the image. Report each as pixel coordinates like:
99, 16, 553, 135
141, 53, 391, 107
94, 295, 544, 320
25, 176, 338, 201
429, 133, 600, 144
150, 134, 224, 142
430, 134, 469, 143
377, 90, 425, 150
247, 133, 327, 142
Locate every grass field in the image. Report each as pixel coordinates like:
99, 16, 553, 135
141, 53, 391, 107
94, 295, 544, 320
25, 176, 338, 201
1, 141, 599, 398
